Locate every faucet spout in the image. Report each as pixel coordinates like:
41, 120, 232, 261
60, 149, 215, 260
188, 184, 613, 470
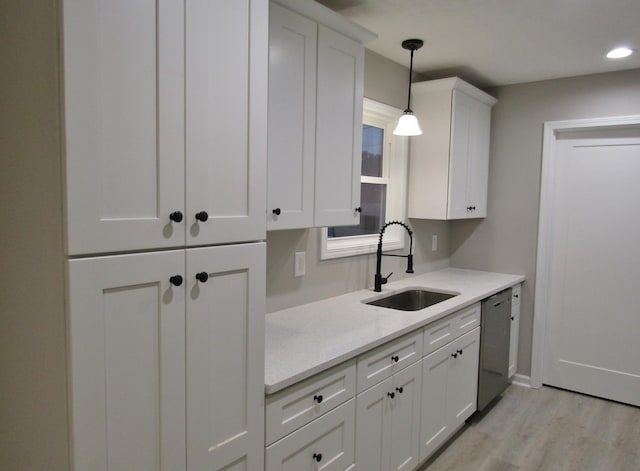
374, 221, 414, 292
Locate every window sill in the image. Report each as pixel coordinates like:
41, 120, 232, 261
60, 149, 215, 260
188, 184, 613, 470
320, 229, 404, 260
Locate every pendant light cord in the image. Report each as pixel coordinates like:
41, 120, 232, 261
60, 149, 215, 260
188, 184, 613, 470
406, 48, 414, 112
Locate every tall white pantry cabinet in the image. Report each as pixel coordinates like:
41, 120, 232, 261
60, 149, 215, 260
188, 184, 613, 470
63, 1, 267, 470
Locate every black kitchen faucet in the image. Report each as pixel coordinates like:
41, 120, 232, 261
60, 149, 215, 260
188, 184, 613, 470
374, 221, 414, 292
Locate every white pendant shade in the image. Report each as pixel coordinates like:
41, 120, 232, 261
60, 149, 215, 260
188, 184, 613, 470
393, 111, 423, 136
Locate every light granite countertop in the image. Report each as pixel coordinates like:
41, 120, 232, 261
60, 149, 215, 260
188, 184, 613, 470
265, 268, 525, 395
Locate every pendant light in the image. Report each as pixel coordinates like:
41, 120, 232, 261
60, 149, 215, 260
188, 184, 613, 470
393, 39, 424, 136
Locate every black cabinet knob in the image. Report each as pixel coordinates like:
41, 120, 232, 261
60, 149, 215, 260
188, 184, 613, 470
169, 275, 183, 286
387, 391, 395, 399
396, 386, 403, 394
511, 316, 515, 321
391, 355, 399, 363
272, 208, 281, 216
514, 294, 519, 298
169, 211, 183, 223
313, 394, 323, 404
355, 207, 362, 213
457, 349, 463, 356
195, 272, 209, 283
195, 211, 209, 222
313, 453, 322, 462
451, 352, 458, 359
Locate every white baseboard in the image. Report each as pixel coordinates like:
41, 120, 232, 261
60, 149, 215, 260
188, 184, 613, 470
511, 374, 532, 388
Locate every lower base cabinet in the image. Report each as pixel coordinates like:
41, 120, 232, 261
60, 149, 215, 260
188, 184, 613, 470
420, 327, 480, 461
355, 361, 422, 471
68, 243, 266, 471
265, 399, 355, 471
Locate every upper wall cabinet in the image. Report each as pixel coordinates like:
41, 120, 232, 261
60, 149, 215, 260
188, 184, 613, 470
267, 0, 376, 230
407, 78, 497, 220
63, 0, 267, 255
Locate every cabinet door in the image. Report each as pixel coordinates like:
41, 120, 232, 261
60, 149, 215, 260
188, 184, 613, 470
448, 90, 491, 219
266, 399, 355, 471
448, 327, 480, 430
389, 362, 422, 471
420, 344, 451, 461
355, 378, 392, 471
186, 243, 265, 471
314, 25, 363, 227
63, 0, 185, 255
267, 3, 317, 230
68, 250, 186, 471
186, 0, 267, 245
509, 286, 521, 378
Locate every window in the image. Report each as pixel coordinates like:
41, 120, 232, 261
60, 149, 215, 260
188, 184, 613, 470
321, 98, 408, 259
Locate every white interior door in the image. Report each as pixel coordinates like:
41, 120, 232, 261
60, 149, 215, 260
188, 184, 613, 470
543, 128, 640, 406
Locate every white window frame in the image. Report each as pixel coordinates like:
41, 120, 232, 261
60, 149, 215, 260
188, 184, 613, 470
320, 98, 408, 260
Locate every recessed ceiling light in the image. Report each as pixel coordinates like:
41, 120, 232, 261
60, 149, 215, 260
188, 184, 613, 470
606, 47, 634, 59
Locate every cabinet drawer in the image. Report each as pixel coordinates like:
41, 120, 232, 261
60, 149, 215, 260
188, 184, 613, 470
454, 303, 481, 337
423, 314, 456, 357
357, 331, 422, 392
423, 303, 481, 356
265, 398, 355, 471
512, 284, 521, 307
265, 360, 356, 445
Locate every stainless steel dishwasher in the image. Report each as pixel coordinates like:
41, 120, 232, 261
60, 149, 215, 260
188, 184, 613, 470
477, 288, 512, 411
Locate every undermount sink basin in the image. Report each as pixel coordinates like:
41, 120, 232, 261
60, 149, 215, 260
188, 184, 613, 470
365, 288, 458, 311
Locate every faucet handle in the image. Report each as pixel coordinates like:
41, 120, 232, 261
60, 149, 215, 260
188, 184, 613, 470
382, 272, 393, 284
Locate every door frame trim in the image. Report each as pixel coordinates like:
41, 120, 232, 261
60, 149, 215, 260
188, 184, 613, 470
531, 115, 640, 388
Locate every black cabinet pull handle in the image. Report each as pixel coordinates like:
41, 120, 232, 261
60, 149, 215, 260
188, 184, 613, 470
355, 207, 362, 213
313, 453, 322, 462
169, 211, 183, 223
451, 352, 458, 358
313, 394, 323, 404
396, 386, 403, 394
387, 392, 395, 399
195, 272, 209, 283
195, 211, 209, 222
169, 275, 183, 286
391, 355, 399, 363
272, 208, 281, 216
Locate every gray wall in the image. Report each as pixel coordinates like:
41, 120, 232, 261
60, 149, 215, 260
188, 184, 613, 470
267, 50, 450, 312
0, 1, 70, 469
450, 68, 640, 376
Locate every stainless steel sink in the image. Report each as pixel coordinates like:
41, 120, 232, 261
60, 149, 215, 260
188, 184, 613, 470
365, 288, 458, 311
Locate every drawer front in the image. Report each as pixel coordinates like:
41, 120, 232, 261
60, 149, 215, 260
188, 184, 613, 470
265, 360, 356, 445
454, 303, 481, 337
265, 399, 355, 471
357, 331, 422, 392
423, 314, 456, 357
512, 284, 522, 307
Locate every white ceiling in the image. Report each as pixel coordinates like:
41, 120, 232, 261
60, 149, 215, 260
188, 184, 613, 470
317, 0, 640, 87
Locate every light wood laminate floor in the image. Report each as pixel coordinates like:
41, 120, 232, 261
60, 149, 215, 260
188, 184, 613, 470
418, 384, 640, 471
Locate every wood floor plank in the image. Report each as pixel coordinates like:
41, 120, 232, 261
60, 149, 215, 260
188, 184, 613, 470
418, 385, 640, 471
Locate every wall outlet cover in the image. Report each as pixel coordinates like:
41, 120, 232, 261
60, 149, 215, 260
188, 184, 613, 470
294, 252, 306, 277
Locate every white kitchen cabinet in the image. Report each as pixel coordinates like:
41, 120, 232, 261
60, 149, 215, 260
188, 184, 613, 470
314, 25, 364, 227
408, 77, 497, 220
509, 284, 522, 378
266, 399, 356, 471
68, 243, 266, 471
420, 327, 480, 461
267, 0, 375, 230
267, 2, 317, 230
64, 0, 266, 255
265, 360, 356, 445
355, 361, 422, 471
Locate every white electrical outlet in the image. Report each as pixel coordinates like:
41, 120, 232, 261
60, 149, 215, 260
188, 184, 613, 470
294, 252, 306, 277
432, 234, 438, 251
